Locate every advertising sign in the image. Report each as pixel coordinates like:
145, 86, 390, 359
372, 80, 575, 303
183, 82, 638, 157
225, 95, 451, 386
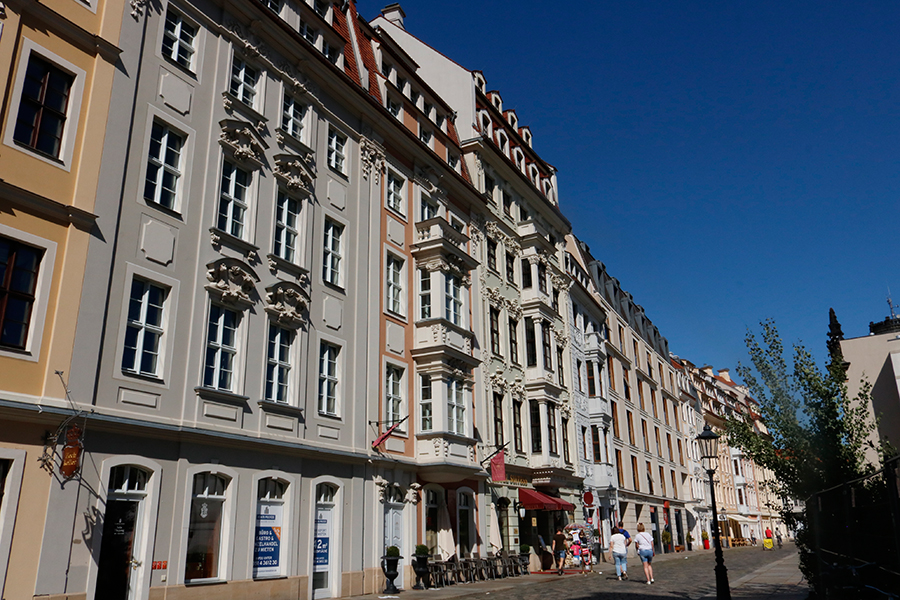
314, 509, 332, 573
253, 502, 283, 577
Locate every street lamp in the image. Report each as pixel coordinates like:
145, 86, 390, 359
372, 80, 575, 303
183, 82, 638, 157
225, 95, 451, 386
697, 423, 731, 600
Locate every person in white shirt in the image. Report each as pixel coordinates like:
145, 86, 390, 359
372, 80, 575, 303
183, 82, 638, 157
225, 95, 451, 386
634, 523, 655, 584
608, 527, 629, 580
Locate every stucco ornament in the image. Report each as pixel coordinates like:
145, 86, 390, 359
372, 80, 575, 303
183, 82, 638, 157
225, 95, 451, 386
374, 475, 389, 502
265, 283, 308, 328
406, 482, 422, 504
274, 154, 315, 195
130, 0, 146, 19
206, 261, 257, 308
225, 20, 271, 60
219, 119, 268, 166
360, 137, 385, 184
488, 370, 509, 392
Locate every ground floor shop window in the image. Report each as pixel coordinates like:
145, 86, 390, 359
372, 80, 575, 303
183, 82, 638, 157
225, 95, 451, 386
185, 473, 229, 581
254, 478, 288, 578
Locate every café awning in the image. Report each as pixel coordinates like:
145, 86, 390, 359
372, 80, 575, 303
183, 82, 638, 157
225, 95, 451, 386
518, 488, 575, 511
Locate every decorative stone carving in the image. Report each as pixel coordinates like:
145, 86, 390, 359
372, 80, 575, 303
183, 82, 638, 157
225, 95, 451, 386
374, 475, 388, 502
205, 260, 257, 308
554, 327, 569, 348
511, 380, 526, 398
360, 137, 385, 184
484, 286, 505, 308
488, 370, 509, 392
265, 282, 308, 328
268, 256, 279, 272
219, 119, 267, 166
406, 482, 422, 504
210, 229, 222, 248
274, 154, 315, 195
225, 20, 271, 60
505, 298, 522, 320
468, 446, 476, 462
278, 61, 319, 99
130, 0, 147, 19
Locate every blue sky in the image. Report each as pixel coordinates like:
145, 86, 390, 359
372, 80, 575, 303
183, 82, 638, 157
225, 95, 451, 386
358, 1, 900, 374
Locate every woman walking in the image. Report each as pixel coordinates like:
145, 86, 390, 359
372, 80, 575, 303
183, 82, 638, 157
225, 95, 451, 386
634, 523, 655, 584
608, 527, 628, 580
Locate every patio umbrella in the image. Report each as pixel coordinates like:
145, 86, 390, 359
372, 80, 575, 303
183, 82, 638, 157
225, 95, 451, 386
488, 502, 503, 553
437, 502, 456, 560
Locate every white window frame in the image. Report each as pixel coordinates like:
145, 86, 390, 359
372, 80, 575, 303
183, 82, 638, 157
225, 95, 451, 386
162, 8, 197, 71
308, 477, 343, 600
143, 119, 185, 211
178, 465, 238, 585
419, 124, 433, 148
444, 274, 462, 327
263, 0, 283, 15
418, 268, 431, 320
274, 189, 300, 263
447, 377, 466, 435
386, 170, 405, 215
0, 449, 26, 597
218, 158, 251, 239
265, 323, 294, 403
229, 55, 259, 108
419, 373, 433, 431
299, 19, 318, 45
419, 192, 438, 222
318, 340, 340, 416
385, 363, 405, 428
385, 253, 404, 316
250, 471, 294, 580
323, 218, 343, 286
281, 92, 308, 142
327, 127, 347, 174
121, 277, 168, 378
387, 95, 402, 119
3, 39, 87, 171
203, 303, 240, 392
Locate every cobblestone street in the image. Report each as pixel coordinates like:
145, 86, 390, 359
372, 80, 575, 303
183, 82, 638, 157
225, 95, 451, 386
354, 547, 806, 600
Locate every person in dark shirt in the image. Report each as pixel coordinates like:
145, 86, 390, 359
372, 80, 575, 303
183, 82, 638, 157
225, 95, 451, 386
553, 527, 568, 575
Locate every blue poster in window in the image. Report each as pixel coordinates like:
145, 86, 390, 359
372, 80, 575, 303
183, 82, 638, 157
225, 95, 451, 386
253, 503, 283, 577
314, 510, 331, 572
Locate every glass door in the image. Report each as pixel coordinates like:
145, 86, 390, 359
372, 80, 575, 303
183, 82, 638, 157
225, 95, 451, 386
95, 466, 149, 600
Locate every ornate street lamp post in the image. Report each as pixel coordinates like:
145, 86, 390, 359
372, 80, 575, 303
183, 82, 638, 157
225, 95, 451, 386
697, 424, 731, 600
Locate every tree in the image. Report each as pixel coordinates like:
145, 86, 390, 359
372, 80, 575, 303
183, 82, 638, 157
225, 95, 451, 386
726, 316, 887, 588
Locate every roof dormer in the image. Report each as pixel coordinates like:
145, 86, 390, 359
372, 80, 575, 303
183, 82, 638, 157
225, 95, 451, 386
488, 90, 502, 112
473, 71, 486, 93
505, 110, 517, 129
519, 126, 532, 147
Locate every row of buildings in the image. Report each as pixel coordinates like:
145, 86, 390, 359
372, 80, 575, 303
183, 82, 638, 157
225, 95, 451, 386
0, 1, 783, 599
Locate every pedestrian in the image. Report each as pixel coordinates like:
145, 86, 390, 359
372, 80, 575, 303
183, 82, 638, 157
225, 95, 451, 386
609, 527, 629, 580
553, 526, 568, 575
775, 530, 783, 549
617, 520, 633, 547
750, 531, 757, 546
765, 526, 773, 539
634, 523, 655, 584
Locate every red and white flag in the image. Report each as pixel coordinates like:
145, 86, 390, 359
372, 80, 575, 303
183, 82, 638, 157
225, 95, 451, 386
490, 449, 506, 482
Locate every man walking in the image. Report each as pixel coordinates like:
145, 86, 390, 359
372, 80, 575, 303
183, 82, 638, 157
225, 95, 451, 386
553, 526, 568, 575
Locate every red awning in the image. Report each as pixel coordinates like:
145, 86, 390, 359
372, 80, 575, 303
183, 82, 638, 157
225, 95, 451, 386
518, 488, 575, 511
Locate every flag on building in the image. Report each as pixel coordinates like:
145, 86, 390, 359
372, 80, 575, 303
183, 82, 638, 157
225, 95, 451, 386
490, 449, 506, 481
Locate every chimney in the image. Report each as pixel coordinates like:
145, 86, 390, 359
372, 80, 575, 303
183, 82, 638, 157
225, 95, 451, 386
717, 369, 732, 382
382, 3, 406, 29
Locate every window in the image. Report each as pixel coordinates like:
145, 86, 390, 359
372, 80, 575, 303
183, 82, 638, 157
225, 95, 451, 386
162, 9, 196, 70
552, 288, 559, 312
591, 426, 603, 462
508, 318, 519, 364
666, 433, 674, 461
525, 317, 536, 367
263, 0, 282, 13
420, 193, 438, 221
323, 41, 340, 65
386, 254, 403, 315
203, 304, 239, 391
420, 374, 432, 431
587, 362, 596, 396
0, 237, 43, 351
576, 360, 583, 392
521, 259, 532, 288
626, 411, 635, 445
561, 418, 570, 463
502, 190, 512, 215
274, 190, 300, 263
419, 127, 432, 147
229, 56, 258, 107
671, 470, 678, 499
537, 263, 547, 293
386, 171, 404, 213
632, 456, 640, 491
615, 450, 624, 486
254, 477, 287, 579
505, 252, 515, 284
541, 323, 552, 371
493, 393, 504, 445
314, 0, 329, 17
513, 399, 523, 452
486, 240, 497, 272
444, 274, 462, 325
122, 278, 167, 376
637, 380, 645, 410
484, 175, 495, 202
677, 439, 684, 465
13, 54, 74, 159
218, 160, 250, 238
641, 419, 649, 452
530, 400, 542, 453
387, 96, 401, 118
447, 378, 465, 435
663, 399, 670, 425
144, 120, 184, 210
623, 374, 631, 401
448, 153, 459, 171
608, 356, 616, 391
611, 401, 620, 438
652, 394, 658, 418
655, 427, 662, 457
418, 269, 431, 320
323, 219, 343, 286
327, 128, 346, 173
318, 342, 339, 415
265, 325, 293, 403
282, 94, 306, 140
659, 466, 666, 496
645, 463, 654, 495
185, 472, 230, 581
385, 365, 403, 425
557, 346, 564, 385
299, 20, 318, 44
489, 308, 501, 354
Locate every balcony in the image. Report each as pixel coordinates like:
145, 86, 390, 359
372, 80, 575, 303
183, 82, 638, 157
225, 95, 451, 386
412, 217, 479, 272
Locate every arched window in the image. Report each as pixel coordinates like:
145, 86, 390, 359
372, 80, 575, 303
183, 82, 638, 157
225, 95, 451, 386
253, 477, 289, 578
185, 472, 230, 582
423, 488, 441, 554
456, 490, 476, 558
313, 482, 339, 598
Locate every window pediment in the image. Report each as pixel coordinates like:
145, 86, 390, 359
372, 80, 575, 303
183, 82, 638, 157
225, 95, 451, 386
274, 153, 315, 195
205, 258, 259, 309
265, 281, 309, 328
219, 119, 268, 167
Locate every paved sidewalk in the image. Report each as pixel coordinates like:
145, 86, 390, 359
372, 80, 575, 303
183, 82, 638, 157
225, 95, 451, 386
723, 552, 807, 600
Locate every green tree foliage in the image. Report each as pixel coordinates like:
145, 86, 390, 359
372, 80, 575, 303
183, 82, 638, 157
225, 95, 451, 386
727, 317, 889, 586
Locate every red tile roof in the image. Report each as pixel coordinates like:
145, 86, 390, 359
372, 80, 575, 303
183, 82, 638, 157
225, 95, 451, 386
333, 8, 359, 85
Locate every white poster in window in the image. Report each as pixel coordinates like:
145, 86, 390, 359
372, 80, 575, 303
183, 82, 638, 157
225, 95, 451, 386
314, 508, 332, 573
253, 502, 283, 578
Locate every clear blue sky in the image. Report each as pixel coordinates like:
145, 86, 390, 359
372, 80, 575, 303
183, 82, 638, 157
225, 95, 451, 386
359, 1, 900, 374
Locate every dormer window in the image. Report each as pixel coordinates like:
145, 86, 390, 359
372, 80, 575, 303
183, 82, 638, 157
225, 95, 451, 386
480, 113, 491, 134
436, 114, 445, 131
323, 41, 340, 65
397, 77, 407, 94
496, 131, 509, 155
299, 20, 317, 44
448, 153, 459, 171
522, 129, 532, 147
410, 89, 420, 106
387, 96, 401, 119
424, 103, 433, 120
491, 93, 502, 111
314, 0, 329, 18
419, 125, 432, 148
507, 112, 517, 128
382, 62, 394, 80
529, 165, 539, 184
474, 72, 486, 92
514, 148, 524, 170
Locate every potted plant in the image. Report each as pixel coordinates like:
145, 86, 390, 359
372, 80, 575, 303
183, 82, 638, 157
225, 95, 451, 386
412, 544, 430, 589
686, 532, 694, 551
519, 544, 531, 574
381, 546, 403, 593
701, 530, 710, 550
661, 530, 672, 553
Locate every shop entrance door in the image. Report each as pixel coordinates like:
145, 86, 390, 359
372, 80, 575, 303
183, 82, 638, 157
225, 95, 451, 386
95, 466, 149, 600
649, 507, 661, 553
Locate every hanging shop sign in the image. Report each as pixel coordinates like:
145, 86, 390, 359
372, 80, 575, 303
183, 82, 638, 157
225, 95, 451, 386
60, 426, 83, 479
